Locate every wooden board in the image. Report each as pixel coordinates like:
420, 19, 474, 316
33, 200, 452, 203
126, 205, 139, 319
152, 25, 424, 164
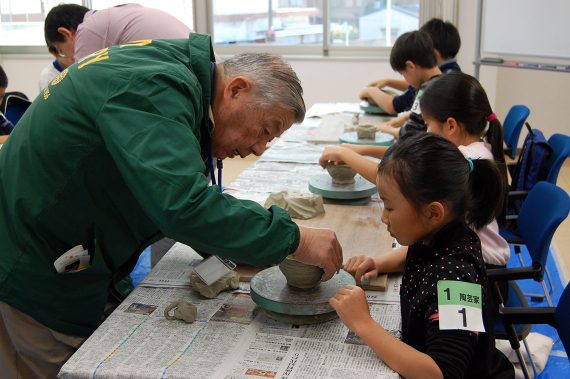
307, 113, 394, 144
235, 265, 265, 282
295, 203, 392, 262
361, 274, 388, 291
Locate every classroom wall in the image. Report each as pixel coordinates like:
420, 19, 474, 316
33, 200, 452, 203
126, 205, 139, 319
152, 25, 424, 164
2, 1, 569, 139
0, 54, 50, 99
456, 1, 570, 140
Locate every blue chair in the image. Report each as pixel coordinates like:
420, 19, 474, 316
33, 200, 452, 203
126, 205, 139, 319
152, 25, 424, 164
502, 134, 570, 300
2, 93, 31, 126
503, 105, 530, 160
545, 133, 570, 184
493, 182, 570, 307
496, 282, 570, 379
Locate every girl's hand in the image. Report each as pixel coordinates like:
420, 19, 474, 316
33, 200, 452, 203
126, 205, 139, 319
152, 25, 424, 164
344, 255, 379, 283
377, 121, 396, 131
330, 285, 373, 333
378, 123, 400, 138
319, 146, 347, 168
359, 87, 373, 100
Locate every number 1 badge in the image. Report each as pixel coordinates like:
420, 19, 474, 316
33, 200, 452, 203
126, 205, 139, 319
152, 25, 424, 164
437, 280, 486, 332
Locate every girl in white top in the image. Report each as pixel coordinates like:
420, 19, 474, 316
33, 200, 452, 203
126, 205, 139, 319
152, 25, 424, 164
422, 72, 509, 267
319, 72, 510, 268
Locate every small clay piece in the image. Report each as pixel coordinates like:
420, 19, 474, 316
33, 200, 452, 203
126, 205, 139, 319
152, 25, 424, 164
351, 113, 360, 126
264, 191, 325, 220
164, 300, 197, 323
278, 256, 323, 289
356, 124, 377, 139
190, 270, 240, 299
326, 162, 357, 185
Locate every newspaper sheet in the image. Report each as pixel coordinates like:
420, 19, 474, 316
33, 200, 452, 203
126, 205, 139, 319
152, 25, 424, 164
224, 161, 323, 196
140, 243, 203, 288
259, 140, 324, 164
60, 289, 400, 379
365, 274, 402, 304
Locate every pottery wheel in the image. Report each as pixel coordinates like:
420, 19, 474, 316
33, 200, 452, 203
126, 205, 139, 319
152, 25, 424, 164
339, 131, 394, 146
250, 266, 355, 324
308, 173, 376, 200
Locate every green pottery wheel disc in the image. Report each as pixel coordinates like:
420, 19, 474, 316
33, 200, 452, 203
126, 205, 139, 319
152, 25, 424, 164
308, 173, 376, 200
251, 266, 355, 319
339, 131, 394, 146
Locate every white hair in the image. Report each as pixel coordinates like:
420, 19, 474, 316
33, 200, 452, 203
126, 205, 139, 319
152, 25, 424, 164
221, 53, 305, 123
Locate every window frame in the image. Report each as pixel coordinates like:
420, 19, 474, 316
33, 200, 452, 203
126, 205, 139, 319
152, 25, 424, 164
0, 0, 456, 58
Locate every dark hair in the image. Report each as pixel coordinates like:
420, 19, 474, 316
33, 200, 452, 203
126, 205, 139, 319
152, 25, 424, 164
390, 31, 437, 71
420, 18, 461, 59
0, 65, 7, 88
378, 133, 505, 230
419, 72, 507, 189
44, 4, 90, 45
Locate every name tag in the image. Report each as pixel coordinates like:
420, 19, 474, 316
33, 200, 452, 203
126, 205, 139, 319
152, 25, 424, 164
437, 280, 485, 333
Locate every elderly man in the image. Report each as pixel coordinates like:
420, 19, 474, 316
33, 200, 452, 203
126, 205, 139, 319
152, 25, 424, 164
0, 34, 342, 377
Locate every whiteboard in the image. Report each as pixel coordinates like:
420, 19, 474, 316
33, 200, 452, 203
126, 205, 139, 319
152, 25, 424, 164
482, 0, 570, 60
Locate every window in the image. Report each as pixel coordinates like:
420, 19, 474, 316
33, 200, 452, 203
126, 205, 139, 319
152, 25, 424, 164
0, 0, 429, 56
328, 0, 419, 47
0, 0, 193, 47
210, 0, 419, 53
0, 0, 82, 46
213, 0, 323, 46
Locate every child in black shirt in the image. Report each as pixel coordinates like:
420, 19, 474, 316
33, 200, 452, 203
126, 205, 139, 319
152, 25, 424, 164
330, 133, 514, 379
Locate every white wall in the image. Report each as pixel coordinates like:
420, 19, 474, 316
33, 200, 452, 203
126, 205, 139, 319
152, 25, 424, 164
456, 1, 570, 140
2, 1, 570, 141
287, 57, 397, 109
0, 54, 51, 100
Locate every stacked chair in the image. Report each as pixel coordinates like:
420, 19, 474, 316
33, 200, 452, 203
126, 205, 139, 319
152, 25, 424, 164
489, 182, 570, 378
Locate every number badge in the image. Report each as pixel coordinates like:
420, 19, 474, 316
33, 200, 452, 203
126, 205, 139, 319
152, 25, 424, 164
437, 280, 485, 332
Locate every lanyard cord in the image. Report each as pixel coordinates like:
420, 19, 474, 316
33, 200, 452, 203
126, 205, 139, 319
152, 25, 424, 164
207, 144, 223, 190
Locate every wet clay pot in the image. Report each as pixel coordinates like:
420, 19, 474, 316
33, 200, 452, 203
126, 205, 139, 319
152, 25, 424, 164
278, 257, 323, 289
326, 162, 357, 185
357, 124, 377, 139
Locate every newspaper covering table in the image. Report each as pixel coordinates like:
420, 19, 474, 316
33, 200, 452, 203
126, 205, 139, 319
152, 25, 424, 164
59, 244, 402, 379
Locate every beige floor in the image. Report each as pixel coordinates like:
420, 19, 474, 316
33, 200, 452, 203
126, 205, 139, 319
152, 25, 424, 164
223, 156, 570, 284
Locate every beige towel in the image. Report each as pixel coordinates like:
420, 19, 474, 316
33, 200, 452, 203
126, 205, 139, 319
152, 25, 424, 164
496, 332, 554, 378
264, 191, 325, 220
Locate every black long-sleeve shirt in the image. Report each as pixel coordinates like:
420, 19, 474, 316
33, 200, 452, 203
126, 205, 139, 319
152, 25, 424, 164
401, 220, 514, 379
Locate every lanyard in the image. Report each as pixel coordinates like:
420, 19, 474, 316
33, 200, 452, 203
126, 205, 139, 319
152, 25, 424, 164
207, 144, 223, 190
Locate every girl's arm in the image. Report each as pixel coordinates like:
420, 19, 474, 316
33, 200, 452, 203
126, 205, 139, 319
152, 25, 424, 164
382, 112, 409, 129
341, 143, 389, 159
319, 146, 379, 184
368, 78, 409, 92
359, 87, 397, 115
330, 286, 443, 379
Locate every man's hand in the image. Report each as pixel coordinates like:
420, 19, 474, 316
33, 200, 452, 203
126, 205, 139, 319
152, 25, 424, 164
291, 226, 342, 281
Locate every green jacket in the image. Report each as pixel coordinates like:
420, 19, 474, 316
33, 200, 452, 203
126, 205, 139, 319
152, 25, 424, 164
0, 34, 299, 336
